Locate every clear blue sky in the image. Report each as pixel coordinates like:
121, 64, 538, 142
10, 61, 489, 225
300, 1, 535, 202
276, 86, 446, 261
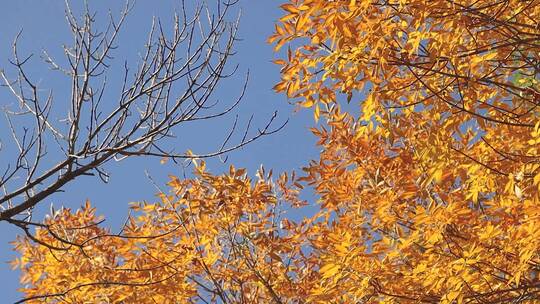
0, 1, 318, 301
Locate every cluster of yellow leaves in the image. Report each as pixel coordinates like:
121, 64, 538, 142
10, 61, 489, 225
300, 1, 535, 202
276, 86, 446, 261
267, 0, 540, 302
291, 112, 540, 303
13, 0, 540, 303
12, 165, 311, 303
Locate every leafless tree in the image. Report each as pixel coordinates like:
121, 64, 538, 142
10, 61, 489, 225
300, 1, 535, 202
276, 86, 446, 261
0, 0, 283, 227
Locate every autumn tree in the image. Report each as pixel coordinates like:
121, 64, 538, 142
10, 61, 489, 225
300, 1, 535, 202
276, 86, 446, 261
266, 0, 540, 302
11, 0, 540, 303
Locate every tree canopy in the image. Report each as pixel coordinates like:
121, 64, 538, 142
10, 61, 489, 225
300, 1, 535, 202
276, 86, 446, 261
11, 0, 540, 303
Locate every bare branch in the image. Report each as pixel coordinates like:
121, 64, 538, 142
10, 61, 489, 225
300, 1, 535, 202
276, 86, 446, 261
0, 0, 281, 222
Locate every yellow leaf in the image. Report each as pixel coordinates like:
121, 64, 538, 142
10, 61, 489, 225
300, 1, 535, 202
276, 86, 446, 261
302, 98, 315, 108
446, 290, 461, 303
280, 4, 299, 14
320, 263, 341, 279
296, 15, 309, 31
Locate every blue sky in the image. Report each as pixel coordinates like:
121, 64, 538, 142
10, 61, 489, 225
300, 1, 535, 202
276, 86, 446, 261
0, 1, 319, 301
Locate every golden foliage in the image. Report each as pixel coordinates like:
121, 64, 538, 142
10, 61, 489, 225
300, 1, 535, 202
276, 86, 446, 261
270, 0, 540, 302
13, 166, 309, 303
12, 0, 540, 303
